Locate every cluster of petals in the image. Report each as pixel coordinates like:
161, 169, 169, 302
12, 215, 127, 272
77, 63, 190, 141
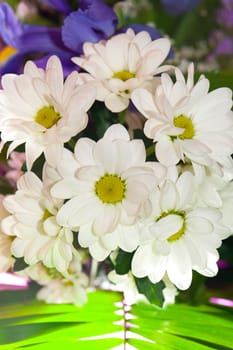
18, 257, 88, 306
51, 124, 166, 241
72, 28, 171, 112
0, 195, 14, 272
1, 171, 74, 273
131, 63, 233, 168
131, 172, 228, 290
0, 55, 96, 169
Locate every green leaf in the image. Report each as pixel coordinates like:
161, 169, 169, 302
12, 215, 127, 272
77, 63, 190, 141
135, 277, 165, 307
0, 290, 233, 350
130, 302, 233, 350
13, 257, 29, 272
115, 249, 134, 275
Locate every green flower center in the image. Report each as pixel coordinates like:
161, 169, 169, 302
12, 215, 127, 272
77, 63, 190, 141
95, 174, 126, 204
156, 210, 186, 242
35, 106, 61, 129
173, 114, 195, 140
113, 70, 135, 81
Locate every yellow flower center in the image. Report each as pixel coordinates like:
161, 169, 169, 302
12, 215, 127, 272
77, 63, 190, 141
156, 210, 186, 242
95, 174, 126, 204
35, 106, 61, 129
0, 46, 17, 64
46, 267, 61, 279
113, 70, 135, 81
42, 209, 53, 221
173, 115, 195, 140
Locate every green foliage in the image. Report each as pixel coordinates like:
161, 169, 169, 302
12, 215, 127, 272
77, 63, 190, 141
0, 290, 232, 350
135, 277, 165, 307
203, 71, 233, 91
115, 249, 134, 275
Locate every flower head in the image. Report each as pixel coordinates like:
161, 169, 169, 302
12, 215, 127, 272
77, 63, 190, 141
62, 0, 118, 53
18, 257, 88, 305
1, 171, 74, 273
51, 124, 166, 235
131, 63, 233, 168
0, 195, 14, 272
0, 3, 66, 76
0, 55, 96, 169
132, 172, 225, 290
72, 29, 172, 112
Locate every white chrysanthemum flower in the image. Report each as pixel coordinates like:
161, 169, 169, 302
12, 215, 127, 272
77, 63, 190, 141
1, 171, 74, 272
72, 29, 172, 112
131, 172, 225, 290
213, 180, 233, 236
184, 162, 233, 237
19, 257, 88, 306
0, 195, 15, 272
131, 63, 233, 167
0, 55, 96, 169
52, 124, 166, 235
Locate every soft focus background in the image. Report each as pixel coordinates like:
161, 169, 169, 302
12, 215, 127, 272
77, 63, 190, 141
0, 0, 232, 306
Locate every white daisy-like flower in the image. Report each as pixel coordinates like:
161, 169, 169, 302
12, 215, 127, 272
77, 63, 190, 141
131, 172, 225, 290
131, 63, 233, 167
183, 162, 233, 237
52, 124, 166, 235
0, 55, 96, 169
72, 29, 172, 112
1, 171, 74, 273
0, 195, 15, 272
214, 180, 233, 236
19, 257, 88, 306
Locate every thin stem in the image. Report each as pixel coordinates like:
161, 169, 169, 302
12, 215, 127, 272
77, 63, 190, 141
122, 296, 131, 350
89, 258, 98, 287
146, 143, 155, 158
118, 110, 126, 124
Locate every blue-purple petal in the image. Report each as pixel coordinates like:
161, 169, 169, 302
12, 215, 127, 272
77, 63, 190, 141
0, 52, 25, 75
34, 52, 79, 77
62, 0, 118, 52
16, 25, 66, 54
0, 2, 22, 46
42, 0, 73, 15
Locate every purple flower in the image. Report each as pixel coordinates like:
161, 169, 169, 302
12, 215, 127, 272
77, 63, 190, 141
62, 0, 118, 52
217, 3, 233, 28
216, 36, 233, 55
160, 0, 203, 16
0, 1, 171, 76
0, 2, 65, 75
42, 0, 72, 15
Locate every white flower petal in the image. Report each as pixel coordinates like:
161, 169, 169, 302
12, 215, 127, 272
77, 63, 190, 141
167, 241, 192, 290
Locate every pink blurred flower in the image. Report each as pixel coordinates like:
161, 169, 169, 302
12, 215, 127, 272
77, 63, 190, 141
0, 272, 29, 291
5, 151, 25, 186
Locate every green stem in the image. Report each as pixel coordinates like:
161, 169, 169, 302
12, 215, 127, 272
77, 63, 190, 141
67, 138, 76, 151
118, 110, 126, 124
146, 144, 155, 158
